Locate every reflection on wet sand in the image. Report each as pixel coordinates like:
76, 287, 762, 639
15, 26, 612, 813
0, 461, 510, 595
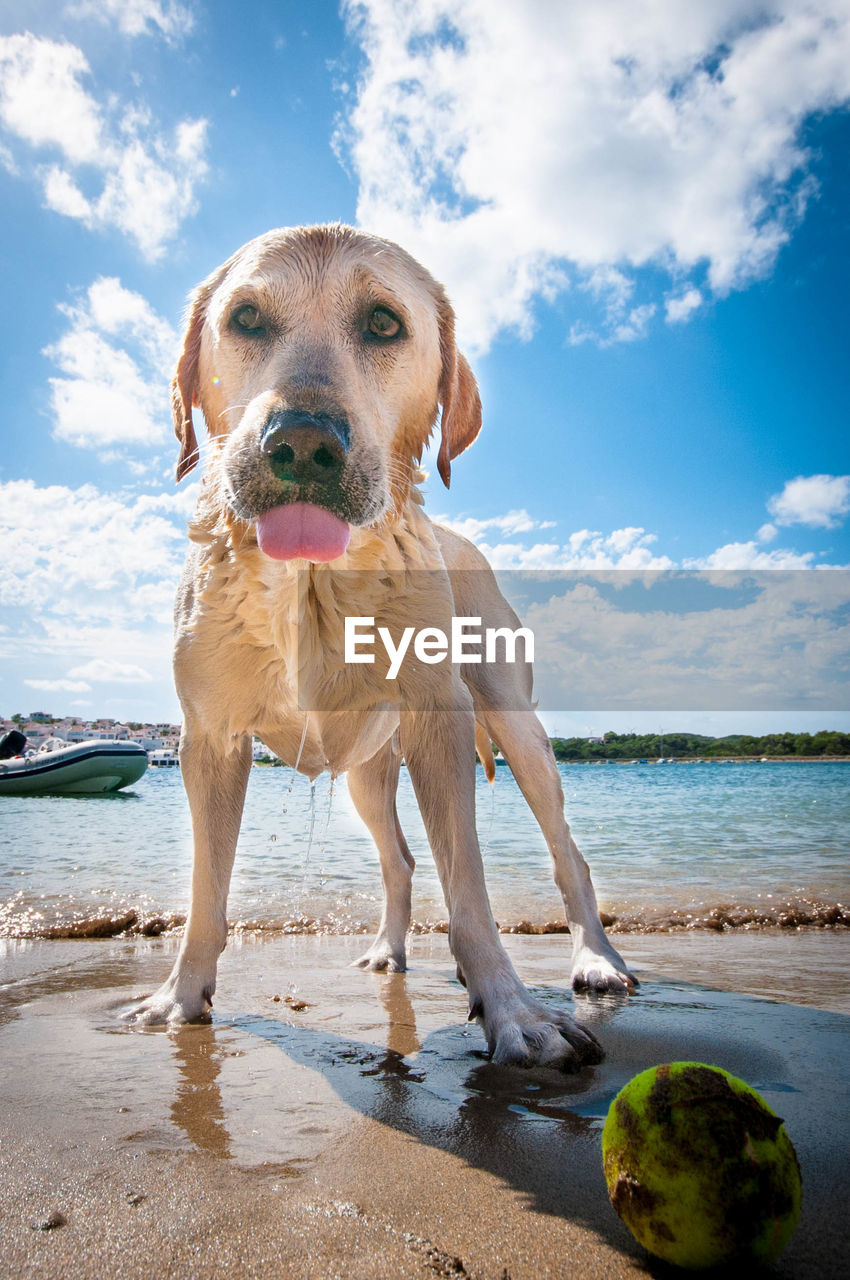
375, 972, 421, 1058
165, 971, 428, 1164
170, 1024, 232, 1159
163, 962, 610, 1207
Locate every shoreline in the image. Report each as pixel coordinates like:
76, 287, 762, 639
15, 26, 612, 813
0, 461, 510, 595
1, 931, 848, 1278
552, 755, 850, 764
5, 902, 848, 942
253, 755, 850, 765
4, 927, 849, 1015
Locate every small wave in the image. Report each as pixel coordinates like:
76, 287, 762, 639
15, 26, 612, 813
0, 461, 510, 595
1, 897, 847, 940
505, 898, 850, 934
0, 909, 186, 940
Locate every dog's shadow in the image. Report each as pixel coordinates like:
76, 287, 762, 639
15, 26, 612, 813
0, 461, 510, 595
168, 974, 639, 1244
164, 969, 803, 1276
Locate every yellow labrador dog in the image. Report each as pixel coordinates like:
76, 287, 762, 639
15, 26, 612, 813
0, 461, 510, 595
125, 225, 635, 1068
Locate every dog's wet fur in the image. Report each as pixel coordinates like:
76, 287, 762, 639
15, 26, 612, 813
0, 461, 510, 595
124, 225, 636, 1069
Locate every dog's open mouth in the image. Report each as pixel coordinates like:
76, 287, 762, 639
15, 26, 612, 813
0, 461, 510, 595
256, 502, 351, 562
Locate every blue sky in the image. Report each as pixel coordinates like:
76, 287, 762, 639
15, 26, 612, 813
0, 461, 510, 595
0, 0, 848, 731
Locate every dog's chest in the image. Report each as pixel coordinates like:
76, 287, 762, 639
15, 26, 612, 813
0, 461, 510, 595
180, 512, 454, 764
187, 543, 399, 727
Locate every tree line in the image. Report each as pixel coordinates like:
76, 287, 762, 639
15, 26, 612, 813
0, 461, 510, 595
549, 730, 850, 761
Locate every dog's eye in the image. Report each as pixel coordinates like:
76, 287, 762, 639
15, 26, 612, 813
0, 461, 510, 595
365, 306, 403, 341
231, 304, 265, 336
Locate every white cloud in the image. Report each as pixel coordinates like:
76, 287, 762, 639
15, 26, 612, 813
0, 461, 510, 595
665, 288, 703, 324
683, 540, 817, 570
0, 140, 18, 174
767, 474, 850, 529
524, 572, 850, 711
42, 165, 93, 219
568, 268, 659, 346
434, 508, 555, 542
341, 0, 850, 350
436, 502, 846, 572
65, 1, 195, 42
0, 35, 102, 163
94, 119, 209, 259
0, 32, 207, 259
86, 276, 176, 355
683, 477, 850, 566
0, 478, 192, 717
437, 517, 675, 570
44, 277, 178, 450
612, 304, 657, 345
25, 678, 92, 693
68, 658, 153, 683
0, 478, 190, 626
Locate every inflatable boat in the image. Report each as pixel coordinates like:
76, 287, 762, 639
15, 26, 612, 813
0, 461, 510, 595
0, 733, 148, 796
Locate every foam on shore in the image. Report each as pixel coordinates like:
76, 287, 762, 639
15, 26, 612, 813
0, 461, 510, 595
2, 894, 847, 941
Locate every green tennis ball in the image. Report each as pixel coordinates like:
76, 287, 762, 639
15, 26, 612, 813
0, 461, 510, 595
602, 1062, 802, 1270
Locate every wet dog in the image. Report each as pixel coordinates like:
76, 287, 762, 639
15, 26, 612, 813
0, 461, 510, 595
124, 225, 635, 1067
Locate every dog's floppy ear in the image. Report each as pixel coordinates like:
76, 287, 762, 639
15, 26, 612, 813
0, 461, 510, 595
436, 299, 482, 489
172, 282, 215, 482
172, 293, 203, 482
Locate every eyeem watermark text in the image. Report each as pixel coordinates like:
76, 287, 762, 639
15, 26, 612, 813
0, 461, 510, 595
345, 616, 535, 680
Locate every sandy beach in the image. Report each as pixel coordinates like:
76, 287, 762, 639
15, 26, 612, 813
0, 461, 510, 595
1, 931, 847, 1279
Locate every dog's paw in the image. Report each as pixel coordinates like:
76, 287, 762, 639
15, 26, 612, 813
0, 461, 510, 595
351, 936, 407, 973
121, 974, 213, 1027
571, 942, 638, 994
472, 990, 603, 1070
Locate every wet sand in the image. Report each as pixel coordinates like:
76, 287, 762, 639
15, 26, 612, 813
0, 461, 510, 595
1, 932, 848, 1278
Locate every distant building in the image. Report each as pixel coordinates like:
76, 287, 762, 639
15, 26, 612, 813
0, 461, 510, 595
0, 712, 184, 753
63, 728, 92, 743
130, 733, 164, 751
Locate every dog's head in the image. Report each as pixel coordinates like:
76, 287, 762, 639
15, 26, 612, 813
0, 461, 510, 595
172, 225, 481, 561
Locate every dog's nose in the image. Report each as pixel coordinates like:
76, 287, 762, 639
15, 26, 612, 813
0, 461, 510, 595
260, 410, 349, 486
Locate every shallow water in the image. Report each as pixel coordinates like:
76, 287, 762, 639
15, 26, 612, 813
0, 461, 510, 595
0, 760, 846, 938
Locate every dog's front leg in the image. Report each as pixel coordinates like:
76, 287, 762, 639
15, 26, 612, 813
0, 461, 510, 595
400, 688, 602, 1069
124, 730, 252, 1025
482, 710, 637, 993
348, 737, 414, 973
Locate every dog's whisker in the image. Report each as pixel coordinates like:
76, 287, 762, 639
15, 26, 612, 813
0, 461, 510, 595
176, 435, 228, 476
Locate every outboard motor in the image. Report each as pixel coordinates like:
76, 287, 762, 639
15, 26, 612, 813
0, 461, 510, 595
0, 729, 27, 759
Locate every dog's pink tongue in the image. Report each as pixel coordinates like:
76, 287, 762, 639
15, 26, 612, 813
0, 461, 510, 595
256, 503, 351, 562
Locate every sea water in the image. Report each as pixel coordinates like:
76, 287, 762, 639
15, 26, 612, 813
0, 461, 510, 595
0, 760, 846, 939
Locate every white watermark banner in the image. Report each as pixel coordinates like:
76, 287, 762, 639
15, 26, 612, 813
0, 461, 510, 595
296, 570, 850, 712
344, 615, 534, 679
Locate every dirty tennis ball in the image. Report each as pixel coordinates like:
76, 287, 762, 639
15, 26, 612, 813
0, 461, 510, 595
602, 1062, 802, 1270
